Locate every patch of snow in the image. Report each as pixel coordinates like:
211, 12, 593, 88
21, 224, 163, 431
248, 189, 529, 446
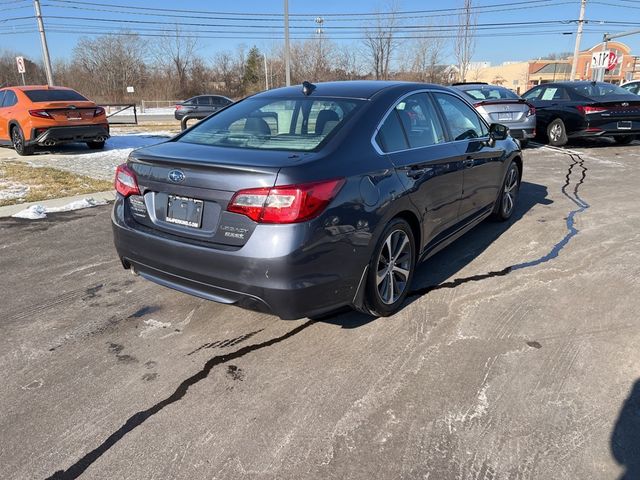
0, 179, 30, 202
11, 197, 108, 219
139, 318, 172, 338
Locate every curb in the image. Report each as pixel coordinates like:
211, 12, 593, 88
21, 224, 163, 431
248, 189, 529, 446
0, 190, 115, 218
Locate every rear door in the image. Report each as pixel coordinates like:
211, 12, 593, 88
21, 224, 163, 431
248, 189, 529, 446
376, 92, 464, 243
432, 91, 504, 220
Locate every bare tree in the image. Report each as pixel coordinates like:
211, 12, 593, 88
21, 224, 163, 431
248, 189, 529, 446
405, 29, 447, 83
454, 0, 477, 82
70, 34, 147, 102
152, 26, 198, 98
363, 3, 400, 80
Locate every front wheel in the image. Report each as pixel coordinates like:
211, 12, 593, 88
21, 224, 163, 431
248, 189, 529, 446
547, 119, 568, 147
11, 126, 34, 156
364, 218, 416, 317
614, 135, 636, 145
491, 161, 520, 221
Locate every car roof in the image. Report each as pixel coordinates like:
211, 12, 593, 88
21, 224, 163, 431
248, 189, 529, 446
531, 81, 611, 89
256, 80, 453, 100
5, 85, 76, 91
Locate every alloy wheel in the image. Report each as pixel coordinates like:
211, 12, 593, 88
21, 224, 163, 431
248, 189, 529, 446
12, 128, 23, 153
502, 166, 519, 216
549, 123, 562, 143
376, 229, 412, 305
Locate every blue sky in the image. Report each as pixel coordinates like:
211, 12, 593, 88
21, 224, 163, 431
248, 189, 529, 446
2, 0, 640, 66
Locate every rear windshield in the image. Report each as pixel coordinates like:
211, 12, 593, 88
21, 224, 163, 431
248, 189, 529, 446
461, 86, 520, 101
572, 83, 636, 99
178, 97, 364, 152
23, 89, 88, 102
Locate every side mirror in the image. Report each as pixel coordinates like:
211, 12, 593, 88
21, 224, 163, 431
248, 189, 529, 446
489, 123, 509, 141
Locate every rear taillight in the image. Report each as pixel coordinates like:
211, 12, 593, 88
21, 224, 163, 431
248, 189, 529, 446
577, 105, 607, 115
526, 104, 536, 117
115, 164, 140, 197
94, 107, 105, 117
28, 109, 52, 119
176, 105, 183, 110
227, 178, 345, 224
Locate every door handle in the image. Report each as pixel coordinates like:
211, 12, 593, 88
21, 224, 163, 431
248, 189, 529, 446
406, 167, 432, 179
463, 157, 474, 168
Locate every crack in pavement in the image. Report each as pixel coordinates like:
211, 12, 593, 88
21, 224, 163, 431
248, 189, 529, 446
409, 151, 589, 298
46, 320, 316, 480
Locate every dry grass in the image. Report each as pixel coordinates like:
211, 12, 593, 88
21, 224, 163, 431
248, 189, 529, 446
0, 162, 112, 207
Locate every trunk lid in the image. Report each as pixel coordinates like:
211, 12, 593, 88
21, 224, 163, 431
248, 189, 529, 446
32, 101, 99, 122
476, 99, 531, 123
126, 141, 311, 247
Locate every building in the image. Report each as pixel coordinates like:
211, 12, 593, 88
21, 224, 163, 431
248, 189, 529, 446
469, 41, 639, 92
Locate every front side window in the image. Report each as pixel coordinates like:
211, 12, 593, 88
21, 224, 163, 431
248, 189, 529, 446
178, 97, 363, 152
433, 93, 488, 141
523, 87, 542, 101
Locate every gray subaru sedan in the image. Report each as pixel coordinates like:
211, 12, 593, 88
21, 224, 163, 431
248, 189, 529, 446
112, 81, 522, 319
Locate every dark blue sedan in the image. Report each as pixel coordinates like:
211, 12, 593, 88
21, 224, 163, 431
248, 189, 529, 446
112, 81, 523, 319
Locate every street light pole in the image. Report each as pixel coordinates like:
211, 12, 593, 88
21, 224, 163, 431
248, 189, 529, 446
284, 0, 291, 86
33, 0, 54, 85
570, 0, 587, 81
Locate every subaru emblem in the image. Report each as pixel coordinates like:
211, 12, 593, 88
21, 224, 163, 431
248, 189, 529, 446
168, 170, 185, 183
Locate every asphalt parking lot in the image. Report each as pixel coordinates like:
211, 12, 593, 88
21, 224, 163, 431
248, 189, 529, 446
1, 139, 640, 479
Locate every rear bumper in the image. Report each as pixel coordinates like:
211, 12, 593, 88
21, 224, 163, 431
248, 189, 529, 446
29, 124, 110, 145
111, 196, 368, 319
508, 128, 535, 140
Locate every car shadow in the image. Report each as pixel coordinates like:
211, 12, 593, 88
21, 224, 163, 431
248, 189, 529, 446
528, 137, 638, 150
611, 379, 640, 480
322, 181, 552, 328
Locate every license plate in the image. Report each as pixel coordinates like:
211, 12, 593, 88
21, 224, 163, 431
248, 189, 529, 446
166, 195, 203, 228
66, 112, 82, 120
497, 113, 513, 121
618, 121, 632, 130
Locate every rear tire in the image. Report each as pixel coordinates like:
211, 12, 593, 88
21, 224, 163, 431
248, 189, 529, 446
11, 126, 34, 156
491, 161, 520, 221
547, 119, 568, 147
86, 141, 105, 149
614, 135, 635, 145
364, 218, 416, 317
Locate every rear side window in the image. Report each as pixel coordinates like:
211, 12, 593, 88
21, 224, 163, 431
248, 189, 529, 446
179, 97, 363, 152
396, 93, 445, 148
376, 112, 408, 152
23, 89, 88, 102
540, 87, 569, 101
434, 92, 488, 141
2, 90, 17, 107
196, 97, 211, 105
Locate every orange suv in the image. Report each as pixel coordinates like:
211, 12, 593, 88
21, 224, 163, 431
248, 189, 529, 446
0, 85, 110, 156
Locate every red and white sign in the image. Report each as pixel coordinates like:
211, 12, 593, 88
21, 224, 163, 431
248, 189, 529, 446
15, 56, 25, 74
591, 50, 623, 71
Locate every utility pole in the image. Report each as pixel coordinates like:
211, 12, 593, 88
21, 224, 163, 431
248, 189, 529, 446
33, 0, 54, 85
570, 0, 587, 81
263, 54, 269, 90
284, 0, 291, 86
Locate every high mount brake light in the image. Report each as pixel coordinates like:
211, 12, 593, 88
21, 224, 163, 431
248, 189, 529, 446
577, 105, 608, 115
114, 164, 140, 197
28, 109, 52, 119
228, 178, 345, 224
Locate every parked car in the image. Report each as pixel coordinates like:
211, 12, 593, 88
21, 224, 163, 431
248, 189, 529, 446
113, 81, 522, 319
522, 81, 640, 146
174, 95, 233, 121
0, 85, 109, 155
621, 80, 640, 95
452, 82, 536, 146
